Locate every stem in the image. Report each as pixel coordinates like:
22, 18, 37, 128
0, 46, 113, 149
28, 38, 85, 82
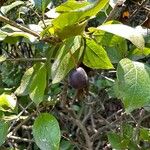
3, 57, 47, 62
0, 15, 61, 44
8, 135, 34, 143
0, 15, 40, 38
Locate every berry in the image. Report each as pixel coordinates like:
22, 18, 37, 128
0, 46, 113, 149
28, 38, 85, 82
69, 67, 88, 89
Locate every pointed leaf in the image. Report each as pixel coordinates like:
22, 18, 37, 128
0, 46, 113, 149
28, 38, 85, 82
0, 121, 9, 146
52, 0, 108, 29
29, 63, 47, 105
33, 113, 61, 150
116, 58, 150, 113
83, 38, 113, 69
97, 24, 145, 49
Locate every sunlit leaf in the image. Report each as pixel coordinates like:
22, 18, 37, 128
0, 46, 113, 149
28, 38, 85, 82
33, 113, 61, 150
92, 30, 128, 63
83, 38, 113, 69
0, 93, 17, 112
52, 0, 108, 29
56, 1, 90, 12
97, 24, 145, 49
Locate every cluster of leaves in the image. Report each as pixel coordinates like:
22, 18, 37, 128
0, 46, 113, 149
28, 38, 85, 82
0, 0, 150, 149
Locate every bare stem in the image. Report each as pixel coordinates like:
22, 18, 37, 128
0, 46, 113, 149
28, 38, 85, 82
0, 15, 40, 38
4, 57, 47, 62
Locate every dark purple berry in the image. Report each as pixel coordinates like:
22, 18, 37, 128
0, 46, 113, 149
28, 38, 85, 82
69, 67, 88, 89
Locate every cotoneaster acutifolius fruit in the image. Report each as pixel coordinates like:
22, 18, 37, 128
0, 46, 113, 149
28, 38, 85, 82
68, 67, 88, 89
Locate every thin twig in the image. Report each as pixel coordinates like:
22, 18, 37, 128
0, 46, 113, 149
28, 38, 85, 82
7, 107, 44, 137
8, 135, 34, 143
8, 102, 33, 132
3, 57, 47, 62
0, 15, 40, 37
71, 117, 93, 150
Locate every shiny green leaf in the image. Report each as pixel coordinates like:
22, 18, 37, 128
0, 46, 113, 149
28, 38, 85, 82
52, 0, 108, 29
56, 1, 90, 12
83, 38, 113, 69
97, 24, 145, 49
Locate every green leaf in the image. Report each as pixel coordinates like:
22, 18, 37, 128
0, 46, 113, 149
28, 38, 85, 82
116, 58, 150, 113
92, 30, 128, 63
83, 38, 113, 69
97, 24, 145, 49
75, 0, 109, 20
15, 67, 34, 96
56, 1, 90, 12
29, 63, 47, 105
0, 121, 9, 146
128, 47, 150, 60
52, 0, 108, 29
33, 113, 61, 150
1, 1, 24, 15
122, 123, 133, 139
52, 36, 83, 84
33, 0, 51, 14
0, 93, 17, 112
54, 21, 87, 40
140, 128, 150, 142
108, 132, 129, 149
